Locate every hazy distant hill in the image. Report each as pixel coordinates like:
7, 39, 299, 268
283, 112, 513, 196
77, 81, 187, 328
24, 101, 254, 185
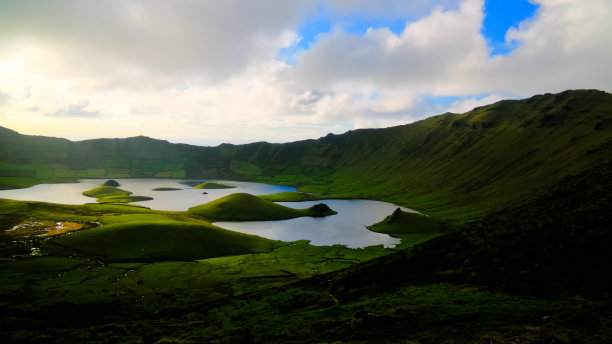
1, 89, 611, 220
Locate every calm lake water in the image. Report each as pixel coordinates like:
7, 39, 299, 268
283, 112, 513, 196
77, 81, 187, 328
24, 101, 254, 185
0, 179, 295, 211
0, 179, 413, 248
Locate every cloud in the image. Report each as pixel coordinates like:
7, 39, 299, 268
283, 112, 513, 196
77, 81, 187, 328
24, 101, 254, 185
47, 102, 101, 118
294, 0, 487, 90
324, 0, 463, 20
0, 0, 611, 145
0, 0, 307, 83
481, 0, 612, 95
0, 92, 8, 107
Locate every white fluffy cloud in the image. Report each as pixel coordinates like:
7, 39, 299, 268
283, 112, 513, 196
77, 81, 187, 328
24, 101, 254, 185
0, 0, 611, 145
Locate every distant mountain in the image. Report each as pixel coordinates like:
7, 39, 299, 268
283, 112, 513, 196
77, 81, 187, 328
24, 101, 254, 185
1, 89, 611, 221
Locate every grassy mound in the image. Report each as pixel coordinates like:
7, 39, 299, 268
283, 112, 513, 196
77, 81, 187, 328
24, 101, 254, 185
193, 182, 235, 189
367, 208, 448, 249
96, 195, 153, 203
45, 218, 281, 262
188, 193, 336, 221
102, 179, 120, 187
368, 208, 448, 237
152, 187, 182, 191
82, 185, 153, 204
82, 185, 132, 198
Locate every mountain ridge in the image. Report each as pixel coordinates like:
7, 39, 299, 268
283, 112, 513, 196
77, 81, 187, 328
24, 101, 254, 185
2, 89, 611, 221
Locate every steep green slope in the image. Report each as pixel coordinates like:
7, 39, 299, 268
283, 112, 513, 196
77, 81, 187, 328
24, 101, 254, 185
309, 158, 612, 298
2, 90, 611, 221
188, 193, 336, 221
279, 89, 612, 220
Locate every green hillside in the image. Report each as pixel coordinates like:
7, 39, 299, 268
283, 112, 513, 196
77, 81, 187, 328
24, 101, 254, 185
188, 193, 336, 221
1, 89, 611, 221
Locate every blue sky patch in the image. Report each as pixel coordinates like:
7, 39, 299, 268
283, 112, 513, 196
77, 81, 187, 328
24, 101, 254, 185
277, 6, 407, 64
482, 0, 539, 56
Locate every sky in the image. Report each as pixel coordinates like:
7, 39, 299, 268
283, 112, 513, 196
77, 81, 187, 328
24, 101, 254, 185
0, 0, 611, 146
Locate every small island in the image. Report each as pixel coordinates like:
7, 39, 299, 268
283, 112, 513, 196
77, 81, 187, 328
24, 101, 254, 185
188, 193, 336, 221
102, 179, 121, 187
193, 182, 236, 189
152, 187, 183, 191
367, 208, 447, 247
83, 185, 153, 204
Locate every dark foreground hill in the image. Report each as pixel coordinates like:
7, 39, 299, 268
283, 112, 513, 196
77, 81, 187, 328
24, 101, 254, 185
150, 159, 612, 343
2, 90, 612, 221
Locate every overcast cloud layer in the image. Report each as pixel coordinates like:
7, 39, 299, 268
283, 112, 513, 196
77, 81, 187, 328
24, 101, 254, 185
0, 0, 611, 145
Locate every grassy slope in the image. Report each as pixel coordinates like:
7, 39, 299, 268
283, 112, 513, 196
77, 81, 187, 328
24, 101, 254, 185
296, 90, 612, 221
2, 90, 611, 221
310, 159, 612, 297
189, 193, 336, 221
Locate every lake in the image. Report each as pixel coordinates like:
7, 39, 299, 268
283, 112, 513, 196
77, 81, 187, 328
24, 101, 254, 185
0, 179, 412, 248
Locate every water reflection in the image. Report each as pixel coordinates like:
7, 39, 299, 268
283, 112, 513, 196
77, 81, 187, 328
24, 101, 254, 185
0, 179, 414, 247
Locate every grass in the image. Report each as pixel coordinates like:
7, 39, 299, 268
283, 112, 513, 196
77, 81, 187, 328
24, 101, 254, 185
188, 193, 337, 221
193, 182, 236, 189
152, 187, 182, 191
